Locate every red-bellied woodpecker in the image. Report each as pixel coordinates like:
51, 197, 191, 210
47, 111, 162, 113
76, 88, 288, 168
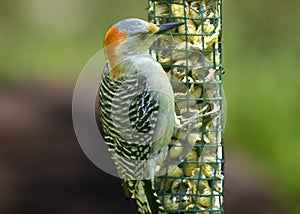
98, 18, 183, 213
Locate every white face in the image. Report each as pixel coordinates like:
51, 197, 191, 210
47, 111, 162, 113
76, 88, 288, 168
117, 33, 159, 56
110, 18, 159, 57
103, 18, 162, 70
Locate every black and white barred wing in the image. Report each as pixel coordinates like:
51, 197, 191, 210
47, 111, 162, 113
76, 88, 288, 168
99, 66, 160, 180
98, 63, 171, 213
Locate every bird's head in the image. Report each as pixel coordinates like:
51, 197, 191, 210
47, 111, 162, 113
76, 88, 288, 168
103, 18, 183, 69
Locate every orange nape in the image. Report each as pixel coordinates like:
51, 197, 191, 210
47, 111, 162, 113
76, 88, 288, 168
103, 26, 127, 48
103, 26, 127, 80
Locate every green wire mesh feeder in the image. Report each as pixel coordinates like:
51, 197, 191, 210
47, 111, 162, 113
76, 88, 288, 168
147, 0, 224, 213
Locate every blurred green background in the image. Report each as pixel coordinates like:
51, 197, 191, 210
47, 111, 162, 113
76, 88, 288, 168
0, 0, 299, 213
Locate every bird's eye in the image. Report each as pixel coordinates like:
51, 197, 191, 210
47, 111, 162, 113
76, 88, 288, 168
138, 33, 148, 41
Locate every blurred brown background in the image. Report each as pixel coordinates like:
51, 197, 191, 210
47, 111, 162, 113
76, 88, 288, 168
1, 0, 299, 213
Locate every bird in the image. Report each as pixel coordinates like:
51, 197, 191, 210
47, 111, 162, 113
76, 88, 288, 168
97, 18, 183, 213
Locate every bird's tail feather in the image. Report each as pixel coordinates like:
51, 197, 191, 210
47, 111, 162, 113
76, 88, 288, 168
122, 179, 164, 214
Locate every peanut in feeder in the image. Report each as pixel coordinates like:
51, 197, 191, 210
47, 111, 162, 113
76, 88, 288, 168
148, 0, 224, 213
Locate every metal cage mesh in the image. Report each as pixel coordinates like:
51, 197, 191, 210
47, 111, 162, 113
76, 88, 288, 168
148, 0, 224, 213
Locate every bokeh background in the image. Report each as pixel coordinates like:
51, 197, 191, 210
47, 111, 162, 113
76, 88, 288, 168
0, 0, 299, 213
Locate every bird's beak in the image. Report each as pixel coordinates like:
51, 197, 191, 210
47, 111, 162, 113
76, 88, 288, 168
155, 22, 184, 34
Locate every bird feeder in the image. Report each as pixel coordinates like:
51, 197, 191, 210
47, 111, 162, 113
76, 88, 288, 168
148, 0, 224, 213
